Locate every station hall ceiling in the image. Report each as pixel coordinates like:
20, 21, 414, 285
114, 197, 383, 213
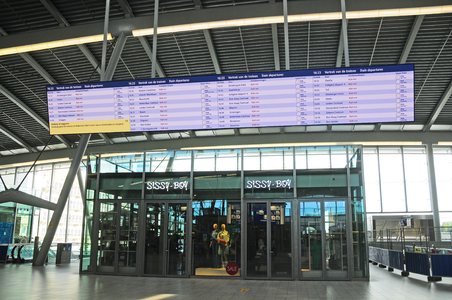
0, 0, 452, 159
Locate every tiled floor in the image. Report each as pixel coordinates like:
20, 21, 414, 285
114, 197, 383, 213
0, 262, 451, 300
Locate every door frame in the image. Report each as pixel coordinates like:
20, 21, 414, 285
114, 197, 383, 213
297, 197, 352, 281
140, 200, 190, 278
244, 199, 295, 280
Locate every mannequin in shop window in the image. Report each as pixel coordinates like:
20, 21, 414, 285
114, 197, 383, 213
217, 224, 230, 268
209, 223, 219, 268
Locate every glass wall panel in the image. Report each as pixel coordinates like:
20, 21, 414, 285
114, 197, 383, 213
295, 148, 307, 169
307, 147, 330, 169
100, 153, 144, 173
99, 173, 143, 199
15, 167, 34, 195
0, 203, 15, 244
167, 203, 187, 276
194, 149, 241, 171
50, 163, 70, 242
434, 147, 452, 211
97, 202, 118, 273
118, 202, 139, 274
145, 173, 190, 199
192, 200, 241, 276
379, 147, 406, 212
68, 178, 84, 243
403, 148, 431, 212
331, 146, 347, 168
243, 148, 292, 170
296, 171, 348, 197
245, 171, 294, 198
194, 172, 240, 200
439, 213, 452, 241
146, 151, 191, 172
81, 199, 94, 272
271, 201, 292, 278
87, 154, 99, 200
14, 204, 33, 243
362, 147, 381, 212
0, 168, 16, 189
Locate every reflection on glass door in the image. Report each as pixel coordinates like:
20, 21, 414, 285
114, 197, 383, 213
300, 201, 322, 278
98, 202, 117, 273
143, 201, 187, 276
299, 200, 348, 280
325, 201, 347, 278
144, 203, 164, 275
118, 203, 139, 274
246, 201, 292, 279
167, 203, 187, 276
97, 202, 139, 274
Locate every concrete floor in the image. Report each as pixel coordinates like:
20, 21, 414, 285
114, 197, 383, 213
1, 262, 452, 300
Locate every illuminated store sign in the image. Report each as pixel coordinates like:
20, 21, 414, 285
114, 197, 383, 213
146, 180, 189, 191
246, 179, 292, 190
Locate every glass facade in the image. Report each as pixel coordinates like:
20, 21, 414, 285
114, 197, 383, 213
82, 146, 367, 280
0, 143, 449, 280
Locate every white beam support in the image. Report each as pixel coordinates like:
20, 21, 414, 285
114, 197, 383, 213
203, 29, 221, 74
0, 189, 57, 210
423, 80, 452, 131
104, 32, 128, 81
271, 24, 280, 71
20, 53, 58, 85
0, 125, 35, 153
340, 0, 350, 67
0, 85, 70, 147
151, 0, 160, 79
399, 15, 424, 64
138, 37, 166, 77
283, 0, 290, 70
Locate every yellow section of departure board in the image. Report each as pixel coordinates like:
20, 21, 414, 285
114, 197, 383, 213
50, 119, 130, 135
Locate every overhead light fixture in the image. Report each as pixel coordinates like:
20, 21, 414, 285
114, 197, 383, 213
438, 142, 452, 146
133, 5, 452, 37
351, 141, 422, 146
0, 34, 112, 56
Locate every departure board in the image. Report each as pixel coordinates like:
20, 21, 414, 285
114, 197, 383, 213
47, 64, 414, 135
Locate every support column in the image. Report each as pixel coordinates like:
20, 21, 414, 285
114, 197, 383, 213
34, 134, 91, 265
151, 0, 160, 78
283, 0, 289, 70
426, 143, 441, 241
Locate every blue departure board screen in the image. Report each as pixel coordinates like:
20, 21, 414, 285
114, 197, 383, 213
46, 64, 414, 135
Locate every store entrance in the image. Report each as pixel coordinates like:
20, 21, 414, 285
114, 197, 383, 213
96, 201, 139, 274
143, 201, 188, 277
299, 199, 349, 279
246, 201, 293, 279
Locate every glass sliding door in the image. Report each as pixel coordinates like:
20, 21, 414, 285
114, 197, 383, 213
144, 203, 165, 275
299, 199, 349, 280
324, 201, 347, 278
300, 201, 322, 278
246, 201, 293, 279
97, 201, 139, 274
143, 201, 187, 277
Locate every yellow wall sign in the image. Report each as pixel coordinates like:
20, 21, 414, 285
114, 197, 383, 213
49, 222, 54, 228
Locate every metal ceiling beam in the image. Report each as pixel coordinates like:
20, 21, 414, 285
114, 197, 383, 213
203, 29, 221, 74
2, 0, 450, 50
40, 0, 70, 27
138, 37, 165, 77
114, 0, 166, 77
0, 84, 70, 147
104, 32, 128, 80
423, 80, 452, 131
0, 124, 36, 153
193, 0, 203, 10
340, 0, 350, 67
0, 28, 58, 85
336, 20, 348, 67
271, 24, 280, 71
283, 0, 290, 70
40, 0, 101, 74
117, 0, 134, 18
0, 189, 57, 210
399, 15, 424, 64
20, 53, 58, 85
